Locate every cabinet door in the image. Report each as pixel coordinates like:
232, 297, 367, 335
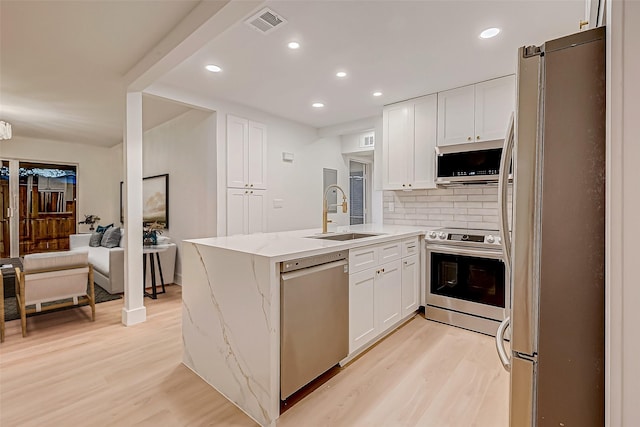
437, 85, 475, 146
474, 75, 516, 142
382, 102, 412, 190
247, 121, 267, 189
247, 190, 267, 234
226, 189, 247, 236
349, 268, 377, 353
401, 254, 419, 318
227, 115, 249, 189
376, 259, 402, 332
413, 94, 437, 189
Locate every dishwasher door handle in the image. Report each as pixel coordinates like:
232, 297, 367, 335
280, 259, 348, 281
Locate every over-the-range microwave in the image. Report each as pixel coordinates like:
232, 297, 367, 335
435, 140, 507, 185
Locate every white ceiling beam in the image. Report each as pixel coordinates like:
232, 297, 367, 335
125, 0, 264, 92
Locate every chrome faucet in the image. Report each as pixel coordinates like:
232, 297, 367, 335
322, 185, 348, 234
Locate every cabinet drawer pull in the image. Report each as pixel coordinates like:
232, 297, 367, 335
407, 245, 416, 249
467, 136, 472, 141
477, 135, 480, 140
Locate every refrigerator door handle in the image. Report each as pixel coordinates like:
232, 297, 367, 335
495, 316, 511, 372
498, 112, 514, 274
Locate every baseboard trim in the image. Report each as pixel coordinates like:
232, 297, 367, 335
121, 306, 147, 326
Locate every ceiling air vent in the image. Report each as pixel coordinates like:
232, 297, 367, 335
245, 8, 287, 34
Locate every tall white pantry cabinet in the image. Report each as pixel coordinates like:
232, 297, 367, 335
226, 115, 267, 236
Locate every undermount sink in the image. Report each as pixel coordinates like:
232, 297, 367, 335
307, 232, 383, 241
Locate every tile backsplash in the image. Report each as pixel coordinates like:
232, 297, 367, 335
383, 185, 512, 231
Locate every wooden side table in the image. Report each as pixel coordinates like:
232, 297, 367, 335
143, 245, 169, 299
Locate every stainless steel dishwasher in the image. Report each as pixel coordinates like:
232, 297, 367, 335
280, 250, 349, 400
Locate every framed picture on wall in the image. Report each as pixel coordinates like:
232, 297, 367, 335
143, 174, 169, 228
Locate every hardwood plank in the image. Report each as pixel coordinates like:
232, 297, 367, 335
0, 286, 508, 426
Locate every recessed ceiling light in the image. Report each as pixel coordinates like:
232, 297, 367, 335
288, 41, 300, 49
373, 91, 383, 97
336, 71, 347, 78
479, 28, 501, 39
312, 102, 325, 108
205, 64, 222, 73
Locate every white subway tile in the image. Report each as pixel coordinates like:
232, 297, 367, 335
468, 221, 499, 230
416, 207, 442, 214
441, 221, 468, 228
468, 195, 498, 202
394, 219, 418, 226
468, 208, 497, 216
483, 216, 499, 223
454, 215, 484, 222
428, 214, 454, 221
426, 201, 455, 208
483, 187, 499, 195
454, 188, 484, 195
454, 201, 484, 209
399, 196, 417, 202
441, 195, 469, 202
425, 195, 442, 202
441, 208, 463, 215
427, 188, 455, 196
483, 202, 499, 209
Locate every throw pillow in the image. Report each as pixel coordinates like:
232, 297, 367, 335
101, 227, 122, 248
96, 223, 114, 233
89, 231, 104, 247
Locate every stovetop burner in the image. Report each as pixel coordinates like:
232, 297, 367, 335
425, 228, 502, 248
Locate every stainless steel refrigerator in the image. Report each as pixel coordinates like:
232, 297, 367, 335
495, 27, 606, 426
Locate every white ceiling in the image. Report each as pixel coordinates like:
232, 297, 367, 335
157, 0, 584, 129
1, 0, 585, 147
0, 0, 200, 147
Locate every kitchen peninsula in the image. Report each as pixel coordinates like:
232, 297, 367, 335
181, 224, 425, 427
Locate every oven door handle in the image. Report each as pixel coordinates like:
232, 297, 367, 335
427, 244, 503, 260
495, 316, 511, 372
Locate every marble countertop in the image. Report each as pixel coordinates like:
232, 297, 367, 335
184, 224, 426, 261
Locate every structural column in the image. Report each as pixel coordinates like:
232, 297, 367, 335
122, 91, 146, 326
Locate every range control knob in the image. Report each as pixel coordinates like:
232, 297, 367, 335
428, 231, 437, 239
438, 232, 447, 240
486, 235, 495, 244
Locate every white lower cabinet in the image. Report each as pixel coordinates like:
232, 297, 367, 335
376, 259, 402, 332
401, 254, 419, 318
348, 238, 421, 354
349, 268, 378, 352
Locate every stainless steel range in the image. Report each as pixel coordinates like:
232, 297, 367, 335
425, 228, 507, 335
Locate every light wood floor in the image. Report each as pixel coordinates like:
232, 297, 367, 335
0, 286, 509, 426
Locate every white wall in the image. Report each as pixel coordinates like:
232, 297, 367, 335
141, 109, 217, 283
608, 1, 640, 425
0, 136, 121, 231
144, 83, 350, 235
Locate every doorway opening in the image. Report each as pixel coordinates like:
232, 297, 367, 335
349, 160, 370, 225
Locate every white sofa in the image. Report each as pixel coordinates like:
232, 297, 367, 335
69, 231, 176, 294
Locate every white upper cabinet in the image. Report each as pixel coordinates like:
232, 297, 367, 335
227, 115, 267, 189
474, 75, 516, 142
437, 75, 515, 146
437, 85, 475, 146
382, 94, 437, 190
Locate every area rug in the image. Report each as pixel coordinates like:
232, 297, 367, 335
3, 284, 122, 322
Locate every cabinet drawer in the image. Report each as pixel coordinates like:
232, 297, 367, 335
349, 245, 378, 274
378, 241, 402, 264
402, 237, 419, 257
